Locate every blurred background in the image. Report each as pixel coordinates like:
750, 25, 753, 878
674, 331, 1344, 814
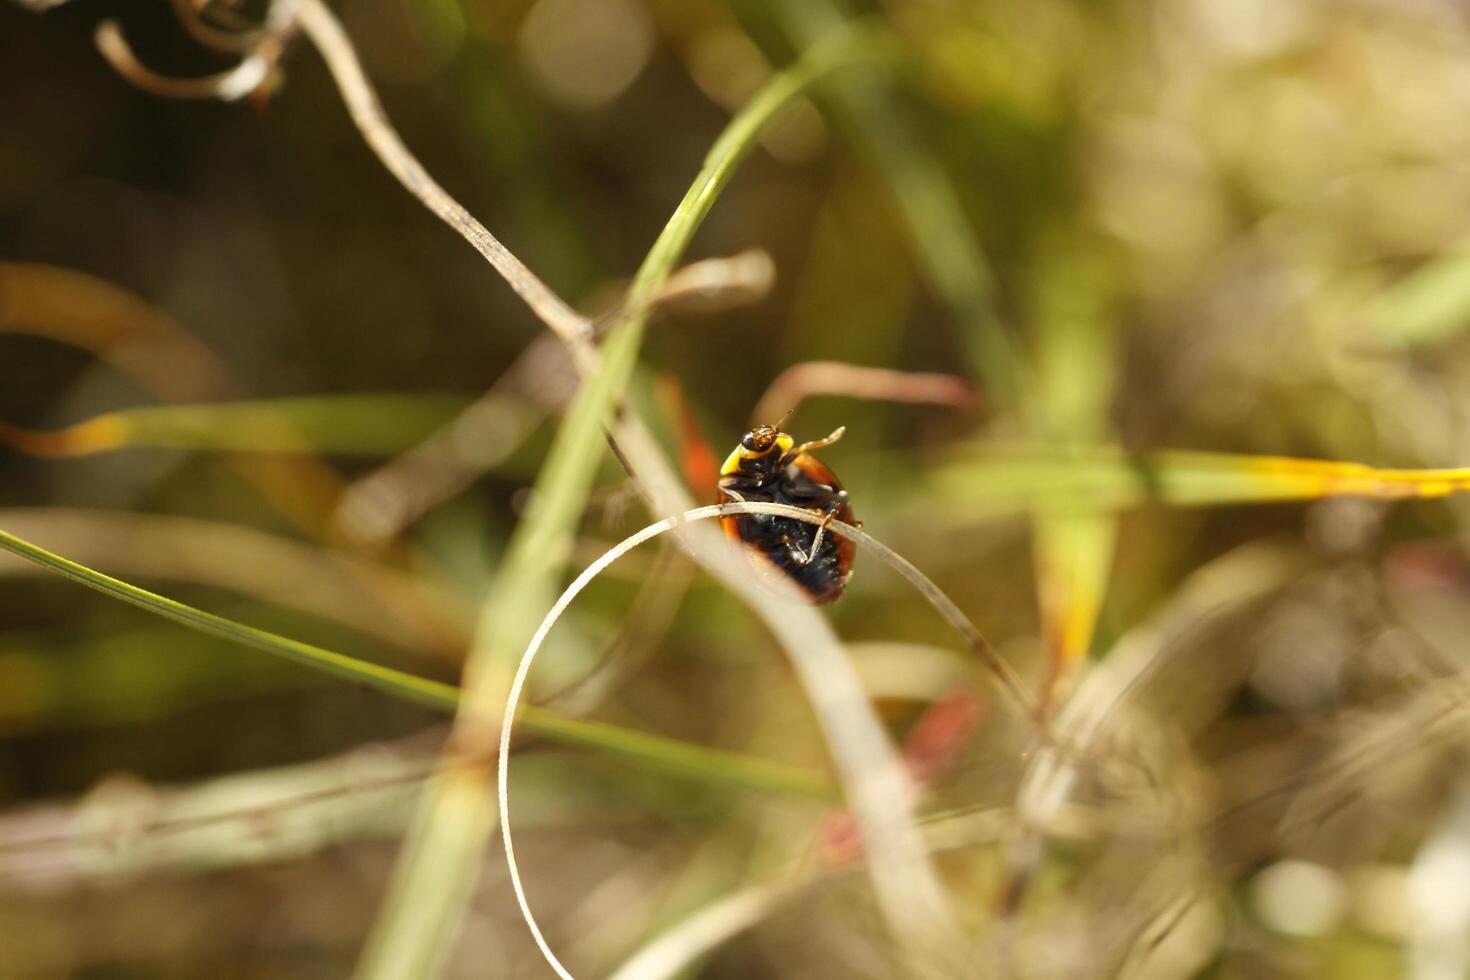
6, 0, 1470, 976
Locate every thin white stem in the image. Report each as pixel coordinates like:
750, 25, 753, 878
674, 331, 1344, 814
499, 501, 1035, 979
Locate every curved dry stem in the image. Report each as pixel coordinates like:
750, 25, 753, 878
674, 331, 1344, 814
169, 0, 269, 54
498, 501, 1028, 979
849, 520, 1035, 716
611, 248, 777, 322
751, 362, 979, 426
95, 19, 269, 101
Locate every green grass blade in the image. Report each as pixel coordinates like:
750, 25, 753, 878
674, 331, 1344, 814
0, 525, 460, 712
1025, 242, 1120, 705
0, 523, 831, 798
523, 711, 832, 800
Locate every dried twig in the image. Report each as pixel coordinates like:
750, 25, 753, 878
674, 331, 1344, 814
0, 737, 445, 889
331, 249, 776, 549
94, 20, 272, 102
169, 0, 268, 55
752, 361, 979, 425
607, 806, 1015, 980
640, 247, 776, 317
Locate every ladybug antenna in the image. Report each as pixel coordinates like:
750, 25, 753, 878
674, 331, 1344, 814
770, 408, 795, 432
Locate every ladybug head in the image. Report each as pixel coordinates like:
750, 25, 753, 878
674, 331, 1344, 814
740, 408, 795, 454
740, 424, 780, 454
732, 423, 795, 477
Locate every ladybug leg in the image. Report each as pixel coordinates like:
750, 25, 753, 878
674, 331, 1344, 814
786, 482, 844, 505
781, 426, 845, 465
781, 532, 814, 567
785, 510, 837, 567
793, 491, 847, 531
807, 510, 838, 564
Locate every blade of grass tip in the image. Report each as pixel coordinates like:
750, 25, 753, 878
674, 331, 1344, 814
353, 27, 892, 980
0, 521, 832, 799
926, 445, 1470, 518
1151, 453, 1470, 503
1025, 242, 1121, 715
595, 22, 895, 407
110, 394, 469, 456
500, 502, 1033, 979
0, 395, 472, 457
1032, 511, 1116, 713
1369, 232, 1470, 349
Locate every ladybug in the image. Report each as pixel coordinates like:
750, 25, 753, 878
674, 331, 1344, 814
716, 418, 855, 604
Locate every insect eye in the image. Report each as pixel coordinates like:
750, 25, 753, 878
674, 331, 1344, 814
741, 433, 757, 451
